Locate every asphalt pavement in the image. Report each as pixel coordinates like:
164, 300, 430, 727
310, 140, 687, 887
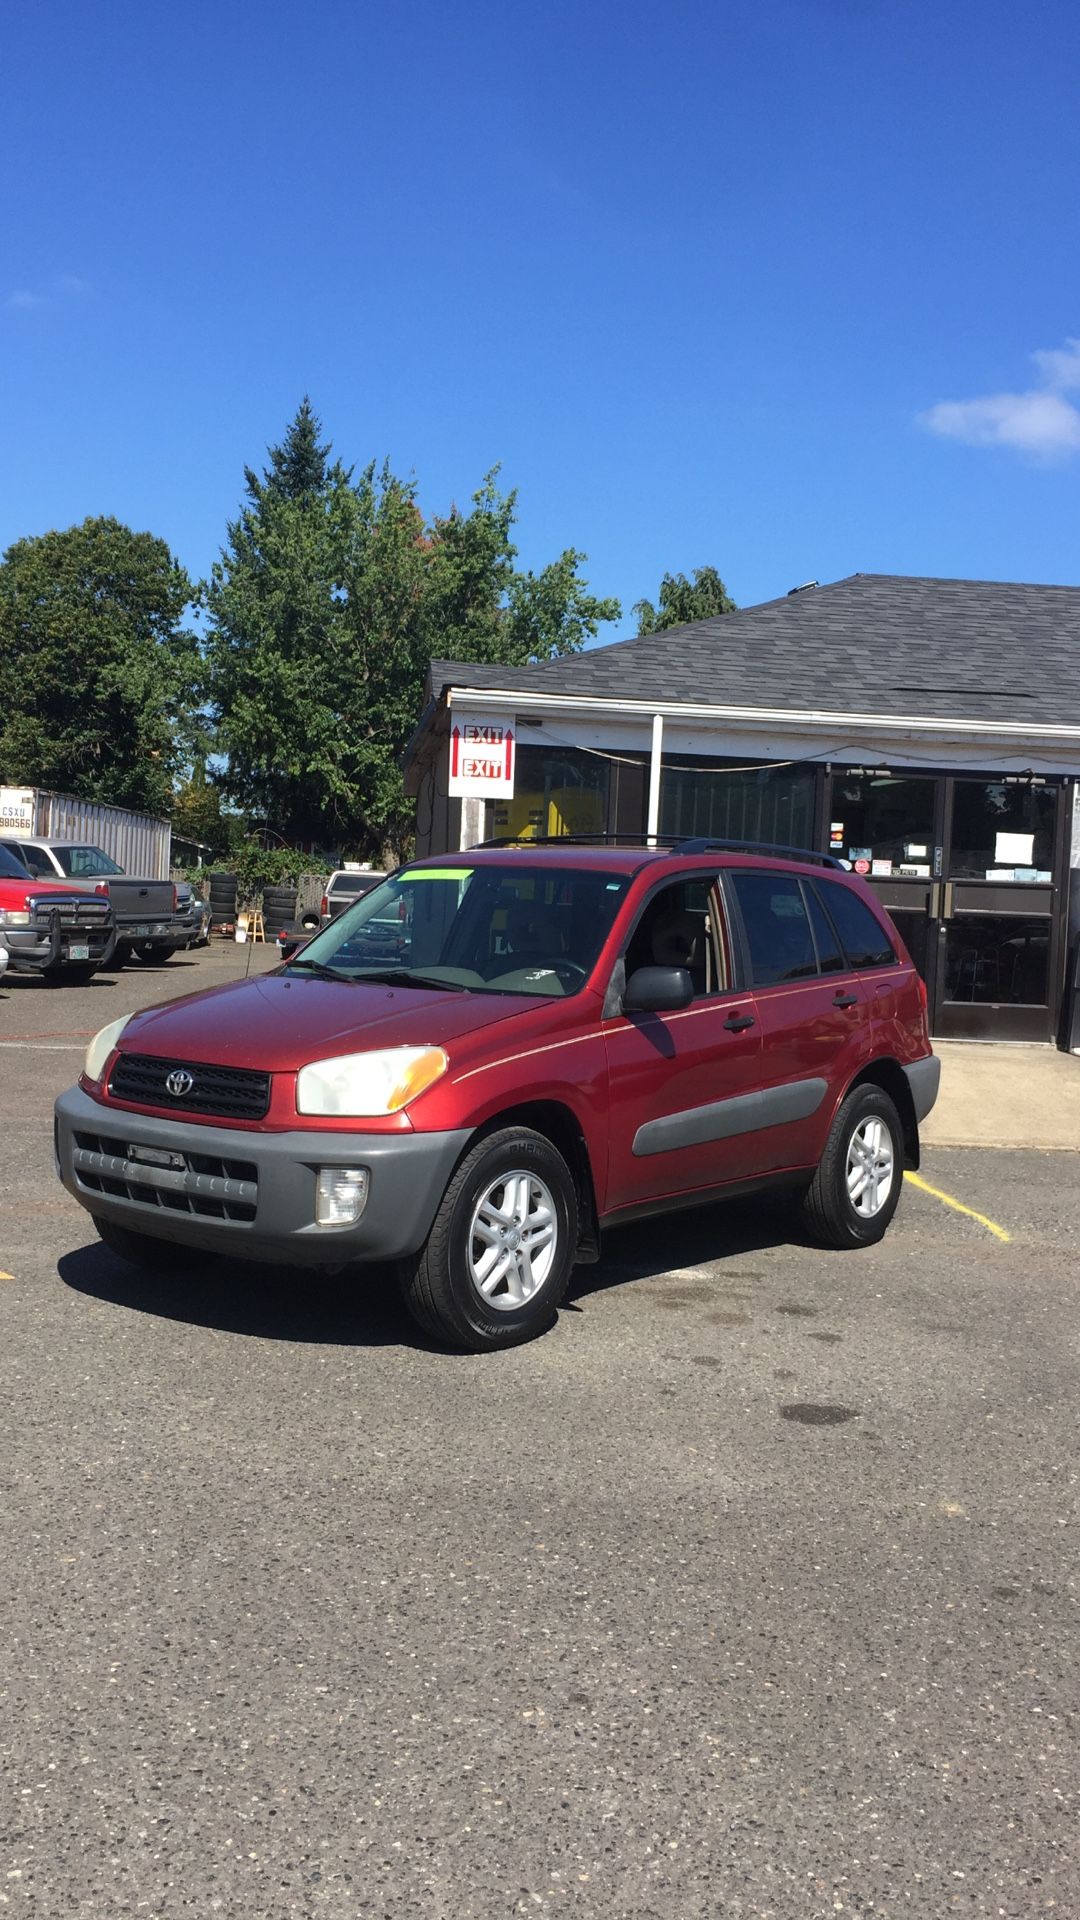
1, 948, 1077, 1918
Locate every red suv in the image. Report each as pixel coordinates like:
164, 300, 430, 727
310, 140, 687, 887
55, 839, 939, 1350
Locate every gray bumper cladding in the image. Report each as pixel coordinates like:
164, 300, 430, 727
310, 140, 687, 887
55, 1084, 471, 1268
903, 1054, 941, 1124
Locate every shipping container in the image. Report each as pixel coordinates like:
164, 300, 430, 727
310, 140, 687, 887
0, 785, 171, 879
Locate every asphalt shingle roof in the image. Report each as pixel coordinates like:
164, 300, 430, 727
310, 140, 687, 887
427, 574, 1080, 730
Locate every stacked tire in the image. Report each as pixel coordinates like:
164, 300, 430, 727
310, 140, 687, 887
207, 872, 238, 932
261, 886, 298, 942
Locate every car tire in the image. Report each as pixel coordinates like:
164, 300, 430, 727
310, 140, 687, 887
94, 1216, 193, 1271
398, 1127, 578, 1351
112, 942, 133, 968
801, 1083, 904, 1249
131, 943, 174, 964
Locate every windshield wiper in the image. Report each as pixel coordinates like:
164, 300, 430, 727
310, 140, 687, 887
286, 957, 351, 981
352, 968, 470, 992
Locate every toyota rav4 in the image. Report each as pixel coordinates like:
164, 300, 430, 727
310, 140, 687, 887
55, 838, 940, 1350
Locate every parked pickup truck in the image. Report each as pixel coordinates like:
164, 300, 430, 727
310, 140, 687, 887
0, 841, 116, 983
0, 838, 186, 966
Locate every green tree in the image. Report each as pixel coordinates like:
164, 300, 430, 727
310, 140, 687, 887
0, 515, 198, 815
205, 407, 620, 860
204, 408, 365, 843
633, 565, 736, 635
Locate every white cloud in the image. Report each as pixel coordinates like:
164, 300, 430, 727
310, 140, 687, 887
919, 335, 1080, 461
5, 275, 91, 314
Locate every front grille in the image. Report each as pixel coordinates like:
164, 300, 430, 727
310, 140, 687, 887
30, 895, 112, 927
73, 1128, 258, 1224
108, 1053, 271, 1121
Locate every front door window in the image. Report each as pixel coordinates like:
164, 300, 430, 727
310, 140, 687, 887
829, 773, 937, 875
949, 781, 1056, 882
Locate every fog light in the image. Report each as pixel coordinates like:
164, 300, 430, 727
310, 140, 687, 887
315, 1167, 369, 1227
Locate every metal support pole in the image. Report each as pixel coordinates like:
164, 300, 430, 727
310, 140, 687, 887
646, 713, 664, 844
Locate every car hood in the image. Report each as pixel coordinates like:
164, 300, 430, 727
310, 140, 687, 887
115, 970, 548, 1071
0, 877, 101, 902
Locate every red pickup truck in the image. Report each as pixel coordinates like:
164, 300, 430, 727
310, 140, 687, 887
0, 841, 116, 984
55, 839, 939, 1349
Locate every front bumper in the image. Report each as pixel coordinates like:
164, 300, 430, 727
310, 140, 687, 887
1, 917, 116, 974
55, 1084, 471, 1267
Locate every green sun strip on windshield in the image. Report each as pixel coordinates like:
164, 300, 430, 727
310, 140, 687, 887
399, 868, 474, 881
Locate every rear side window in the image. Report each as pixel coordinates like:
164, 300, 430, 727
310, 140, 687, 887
803, 886, 846, 974
815, 880, 896, 968
729, 873, 818, 985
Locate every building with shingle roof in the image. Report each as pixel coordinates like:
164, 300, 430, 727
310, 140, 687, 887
405, 574, 1080, 1045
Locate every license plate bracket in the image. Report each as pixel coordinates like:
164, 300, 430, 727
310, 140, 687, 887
68, 944, 90, 961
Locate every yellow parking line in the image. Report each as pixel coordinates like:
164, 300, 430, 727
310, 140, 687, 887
904, 1171, 1011, 1242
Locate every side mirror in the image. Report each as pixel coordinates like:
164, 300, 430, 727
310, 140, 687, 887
623, 965, 694, 1014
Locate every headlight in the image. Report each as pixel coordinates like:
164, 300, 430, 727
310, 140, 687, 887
84, 1014, 134, 1084
296, 1046, 448, 1117
0, 909, 31, 927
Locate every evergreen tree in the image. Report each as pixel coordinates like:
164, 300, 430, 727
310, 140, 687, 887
204, 405, 621, 860
633, 565, 736, 635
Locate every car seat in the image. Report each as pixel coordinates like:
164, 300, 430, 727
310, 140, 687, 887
650, 909, 708, 994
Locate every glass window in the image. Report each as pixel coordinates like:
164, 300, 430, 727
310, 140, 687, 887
829, 772, 936, 870
949, 781, 1057, 881
816, 881, 896, 969
56, 845, 124, 877
489, 746, 610, 842
944, 915, 1050, 1007
730, 873, 818, 985
803, 885, 846, 973
623, 878, 731, 998
289, 863, 631, 997
0, 842, 32, 879
659, 758, 816, 852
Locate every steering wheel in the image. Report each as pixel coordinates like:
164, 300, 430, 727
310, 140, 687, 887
546, 960, 587, 988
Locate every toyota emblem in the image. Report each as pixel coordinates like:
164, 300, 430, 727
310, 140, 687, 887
165, 1069, 195, 1098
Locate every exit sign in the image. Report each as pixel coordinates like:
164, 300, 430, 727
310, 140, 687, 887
447, 714, 516, 798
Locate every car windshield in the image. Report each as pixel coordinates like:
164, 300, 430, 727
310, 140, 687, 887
54, 845, 125, 876
287, 864, 631, 995
0, 844, 31, 879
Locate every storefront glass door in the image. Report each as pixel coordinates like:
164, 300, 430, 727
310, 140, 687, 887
826, 770, 1067, 1043
933, 778, 1061, 1042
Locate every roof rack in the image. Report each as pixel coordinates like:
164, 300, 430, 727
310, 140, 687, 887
475, 831, 846, 869
676, 837, 847, 869
476, 832, 686, 849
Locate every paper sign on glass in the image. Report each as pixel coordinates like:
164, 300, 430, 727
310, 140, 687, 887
995, 831, 1034, 864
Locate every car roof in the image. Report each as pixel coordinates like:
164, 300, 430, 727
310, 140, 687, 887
9, 837, 100, 848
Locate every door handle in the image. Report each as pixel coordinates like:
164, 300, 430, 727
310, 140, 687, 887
723, 1012, 755, 1031
832, 992, 859, 1008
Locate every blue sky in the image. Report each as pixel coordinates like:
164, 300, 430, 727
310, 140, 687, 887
4, 0, 1080, 637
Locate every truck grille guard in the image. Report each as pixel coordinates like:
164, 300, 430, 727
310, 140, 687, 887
27, 894, 117, 967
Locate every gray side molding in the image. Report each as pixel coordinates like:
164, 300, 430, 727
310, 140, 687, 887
903, 1054, 941, 1123
633, 1077, 828, 1157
